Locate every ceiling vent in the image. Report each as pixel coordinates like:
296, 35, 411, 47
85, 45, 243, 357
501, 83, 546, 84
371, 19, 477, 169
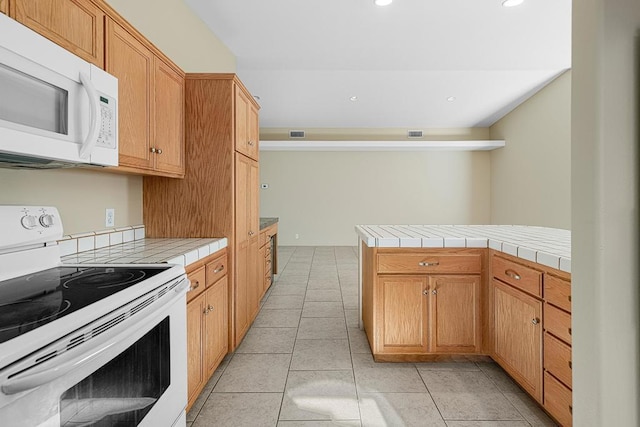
289, 130, 306, 139
407, 130, 424, 139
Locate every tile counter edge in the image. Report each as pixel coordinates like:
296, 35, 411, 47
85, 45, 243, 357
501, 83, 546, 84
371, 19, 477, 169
355, 224, 571, 273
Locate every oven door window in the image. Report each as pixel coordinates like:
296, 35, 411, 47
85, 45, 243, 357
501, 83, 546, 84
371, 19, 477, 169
59, 317, 170, 426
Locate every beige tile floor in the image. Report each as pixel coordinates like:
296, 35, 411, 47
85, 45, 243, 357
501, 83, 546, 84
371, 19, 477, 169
187, 246, 557, 427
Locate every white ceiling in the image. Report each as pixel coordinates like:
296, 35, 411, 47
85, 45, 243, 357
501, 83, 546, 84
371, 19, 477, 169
185, 0, 571, 129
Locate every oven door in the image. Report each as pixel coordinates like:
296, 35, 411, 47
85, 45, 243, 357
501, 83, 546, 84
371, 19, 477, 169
0, 281, 187, 427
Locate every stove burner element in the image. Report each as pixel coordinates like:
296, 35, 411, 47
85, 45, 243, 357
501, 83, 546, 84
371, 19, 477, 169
0, 295, 71, 342
63, 269, 147, 290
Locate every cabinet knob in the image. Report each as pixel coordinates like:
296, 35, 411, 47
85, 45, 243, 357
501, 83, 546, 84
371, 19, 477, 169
422, 290, 429, 296
203, 304, 215, 315
418, 261, 439, 267
249, 231, 255, 236
248, 140, 255, 146
156, 148, 163, 154
531, 318, 540, 325
150, 147, 157, 153
432, 289, 438, 295
190, 280, 200, 292
505, 269, 521, 280
568, 360, 572, 369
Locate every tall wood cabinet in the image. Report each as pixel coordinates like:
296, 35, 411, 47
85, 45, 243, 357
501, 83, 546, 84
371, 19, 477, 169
144, 74, 261, 350
0, 0, 8, 14
10, 0, 105, 67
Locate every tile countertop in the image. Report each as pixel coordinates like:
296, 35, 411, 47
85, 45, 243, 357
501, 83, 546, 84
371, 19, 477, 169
355, 225, 571, 273
260, 217, 279, 230
61, 237, 228, 267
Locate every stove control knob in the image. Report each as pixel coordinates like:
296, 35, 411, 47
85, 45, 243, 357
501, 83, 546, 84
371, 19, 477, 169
21, 215, 38, 230
39, 214, 55, 228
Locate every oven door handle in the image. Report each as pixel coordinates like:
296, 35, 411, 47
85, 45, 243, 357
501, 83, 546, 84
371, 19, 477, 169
1, 282, 187, 395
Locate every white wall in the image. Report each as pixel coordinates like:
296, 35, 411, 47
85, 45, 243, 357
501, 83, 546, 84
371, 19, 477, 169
260, 150, 491, 246
572, 0, 640, 425
0, 0, 235, 236
490, 71, 571, 229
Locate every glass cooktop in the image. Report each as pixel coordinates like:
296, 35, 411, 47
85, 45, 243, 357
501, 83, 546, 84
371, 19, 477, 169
0, 265, 171, 344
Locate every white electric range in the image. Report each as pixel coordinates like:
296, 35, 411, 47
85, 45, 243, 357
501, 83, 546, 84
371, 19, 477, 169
0, 206, 189, 427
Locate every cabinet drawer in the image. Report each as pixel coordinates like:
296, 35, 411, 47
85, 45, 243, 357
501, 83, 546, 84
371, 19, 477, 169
206, 252, 227, 287
377, 253, 481, 274
544, 372, 573, 427
544, 304, 572, 345
187, 266, 206, 302
492, 255, 542, 297
544, 275, 572, 312
544, 332, 572, 388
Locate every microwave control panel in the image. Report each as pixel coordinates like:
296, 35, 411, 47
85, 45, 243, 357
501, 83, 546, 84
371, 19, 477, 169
96, 94, 116, 149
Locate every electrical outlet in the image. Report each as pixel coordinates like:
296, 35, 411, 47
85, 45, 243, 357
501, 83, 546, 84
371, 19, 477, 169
105, 208, 115, 227
295, 233, 299, 240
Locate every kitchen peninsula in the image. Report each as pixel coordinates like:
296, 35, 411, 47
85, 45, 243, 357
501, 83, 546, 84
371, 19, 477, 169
355, 224, 573, 426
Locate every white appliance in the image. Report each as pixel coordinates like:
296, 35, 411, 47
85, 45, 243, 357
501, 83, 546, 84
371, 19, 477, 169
0, 206, 188, 427
0, 14, 118, 168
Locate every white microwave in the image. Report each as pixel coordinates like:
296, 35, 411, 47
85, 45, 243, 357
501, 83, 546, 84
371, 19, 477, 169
0, 13, 118, 168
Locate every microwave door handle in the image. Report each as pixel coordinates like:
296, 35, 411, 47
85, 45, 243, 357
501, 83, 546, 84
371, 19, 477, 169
78, 71, 101, 160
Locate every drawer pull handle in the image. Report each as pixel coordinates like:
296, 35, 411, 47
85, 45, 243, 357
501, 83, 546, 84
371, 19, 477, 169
568, 360, 572, 369
505, 269, 521, 280
531, 318, 540, 325
190, 280, 200, 292
418, 261, 440, 267
213, 265, 225, 273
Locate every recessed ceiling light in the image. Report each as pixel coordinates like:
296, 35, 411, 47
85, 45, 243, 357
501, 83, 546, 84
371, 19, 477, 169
502, 0, 524, 7
350, 96, 358, 102
447, 96, 456, 102
374, 0, 393, 6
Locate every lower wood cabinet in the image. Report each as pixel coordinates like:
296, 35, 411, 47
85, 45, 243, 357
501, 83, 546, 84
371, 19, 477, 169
186, 251, 229, 412
492, 279, 543, 402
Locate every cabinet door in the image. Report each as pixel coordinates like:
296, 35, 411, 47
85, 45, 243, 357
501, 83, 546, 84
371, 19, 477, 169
153, 58, 184, 176
235, 154, 250, 244
493, 279, 543, 402
429, 275, 480, 353
376, 275, 428, 354
186, 292, 205, 410
204, 277, 228, 377
1, 0, 8, 15
106, 19, 153, 170
235, 240, 250, 344
12, 0, 104, 67
234, 87, 250, 158
247, 101, 259, 160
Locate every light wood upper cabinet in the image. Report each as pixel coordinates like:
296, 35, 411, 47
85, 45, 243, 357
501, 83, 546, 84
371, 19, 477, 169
376, 275, 429, 354
106, 19, 153, 170
235, 86, 259, 160
11, 0, 104, 67
153, 58, 184, 176
429, 275, 481, 353
1, 0, 8, 15
493, 279, 543, 402
106, 18, 184, 178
